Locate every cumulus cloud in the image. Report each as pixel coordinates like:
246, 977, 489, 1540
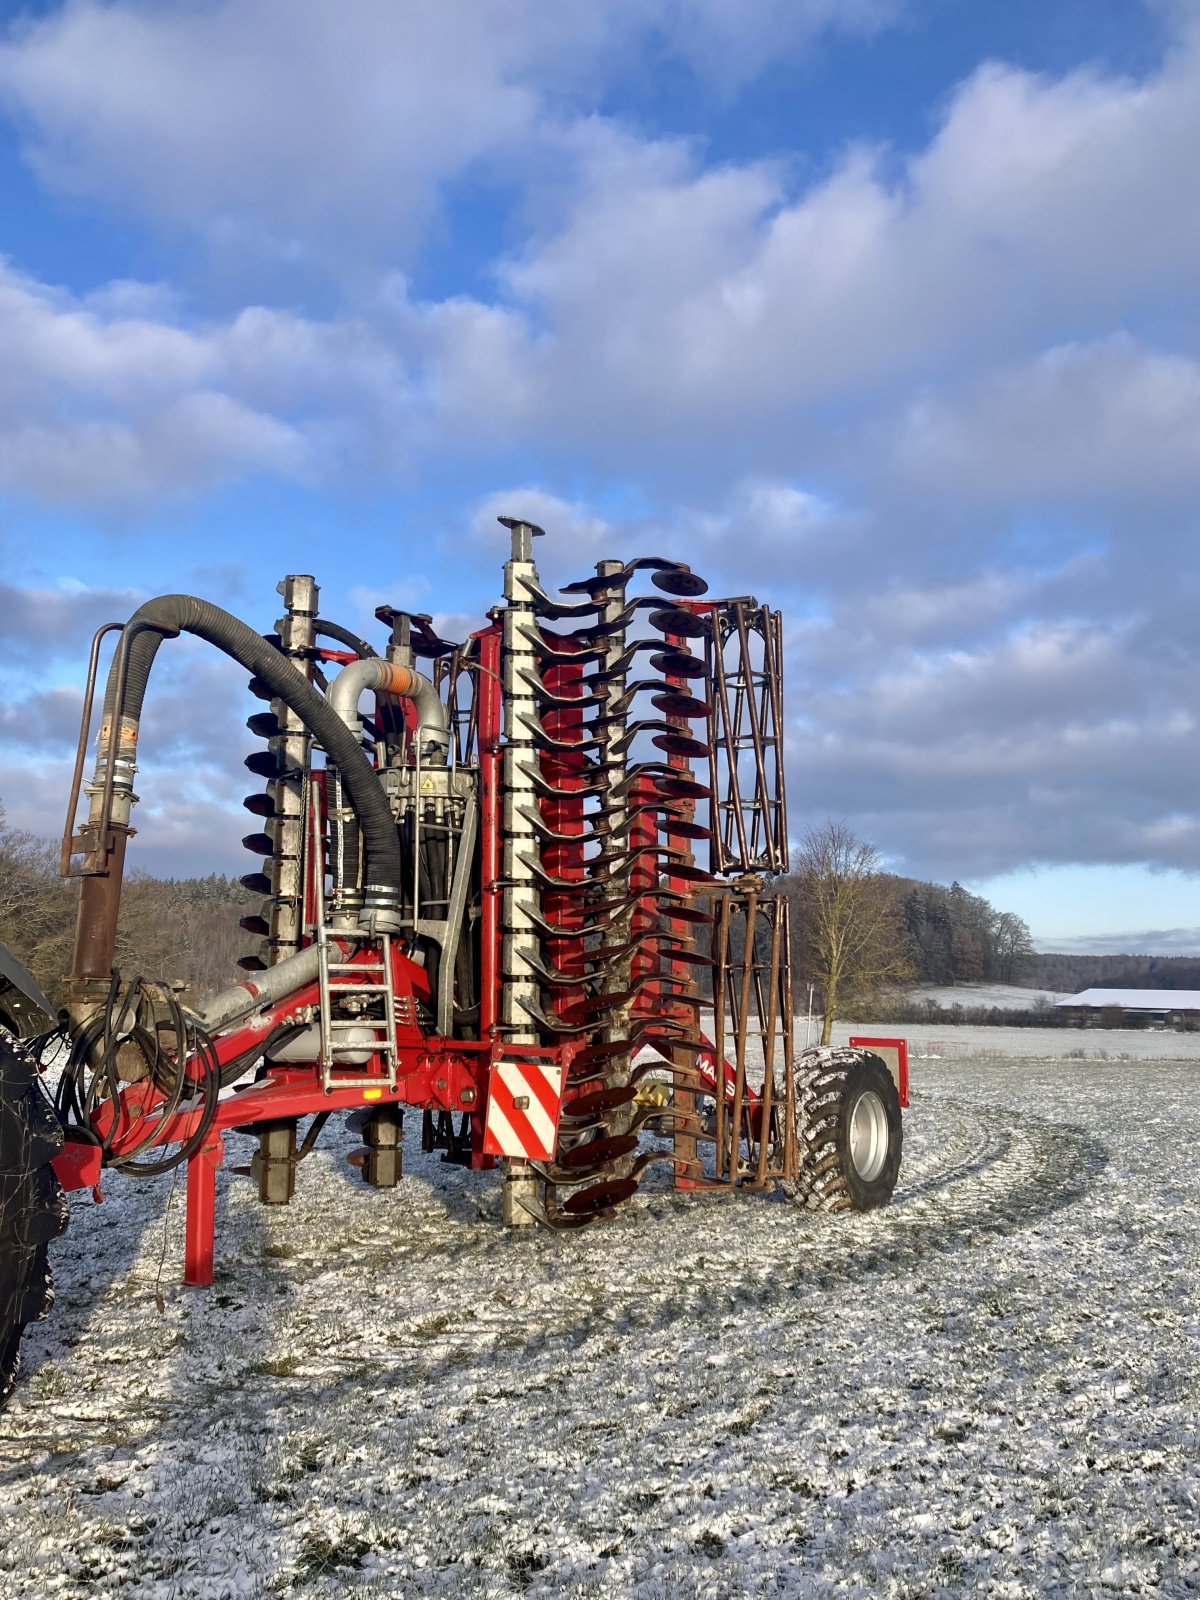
0, 0, 901, 268
0, 263, 311, 507
889, 336, 1200, 508
2, 1, 1200, 899
6, 25, 1200, 506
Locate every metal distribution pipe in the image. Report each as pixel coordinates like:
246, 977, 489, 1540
326, 657, 450, 761
324, 655, 452, 927
199, 944, 322, 1032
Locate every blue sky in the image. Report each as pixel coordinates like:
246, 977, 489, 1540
0, 0, 1198, 955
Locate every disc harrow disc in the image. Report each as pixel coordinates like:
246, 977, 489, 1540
655, 775, 712, 801
561, 1084, 640, 1120
651, 569, 709, 597
559, 1132, 640, 1171
570, 1041, 633, 1069
652, 691, 712, 719
652, 731, 711, 760
658, 818, 712, 840
649, 607, 709, 638
651, 650, 706, 679
562, 1176, 640, 1216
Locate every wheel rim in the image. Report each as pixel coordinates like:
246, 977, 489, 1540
849, 1090, 889, 1182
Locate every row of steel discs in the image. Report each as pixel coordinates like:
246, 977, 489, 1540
511, 557, 722, 1225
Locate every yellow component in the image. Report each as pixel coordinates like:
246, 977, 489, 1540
634, 1080, 670, 1109
362, 1088, 383, 1101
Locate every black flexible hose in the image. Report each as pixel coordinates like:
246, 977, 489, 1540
101, 595, 402, 910
315, 619, 378, 658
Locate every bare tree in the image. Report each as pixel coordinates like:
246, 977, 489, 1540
790, 820, 913, 1044
994, 910, 1035, 984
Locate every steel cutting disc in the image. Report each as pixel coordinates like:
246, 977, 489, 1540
570, 1040, 632, 1068
657, 818, 712, 840
651, 569, 709, 597
650, 650, 707, 679
655, 774, 712, 800
559, 1132, 640, 1171
654, 945, 712, 965
654, 903, 711, 924
562, 1176, 640, 1215
649, 607, 710, 637
572, 989, 640, 1014
652, 691, 712, 719
561, 1085, 639, 1119
661, 862, 713, 883
652, 732, 712, 759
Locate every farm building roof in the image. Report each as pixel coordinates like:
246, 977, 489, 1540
1056, 988, 1200, 1010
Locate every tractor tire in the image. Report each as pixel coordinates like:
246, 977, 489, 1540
784, 1046, 902, 1212
0, 1028, 67, 1407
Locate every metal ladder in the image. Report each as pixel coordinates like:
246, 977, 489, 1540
315, 924, 400, 1092
307, 784, 399, 1092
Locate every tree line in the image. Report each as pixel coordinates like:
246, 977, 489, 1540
774, 822, 1036, 1041
1025, 951, 1200, 993
0, 806, 253, 1007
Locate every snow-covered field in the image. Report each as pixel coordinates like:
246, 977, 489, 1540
898, 983, 1070, 1010
830, 1019, 1200, 1062
3, 1048, 1198, 1599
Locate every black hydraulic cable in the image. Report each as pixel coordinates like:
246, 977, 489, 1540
101, 595, 403, 912
55, 975, 222, 1177
295, 1112, 331, 1163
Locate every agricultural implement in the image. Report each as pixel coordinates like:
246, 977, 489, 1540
0, 520, 905, 1403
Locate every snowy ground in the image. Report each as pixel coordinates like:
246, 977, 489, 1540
898, 983, 1069, 1010
2, 1050, 1198, 1599
829, 1019, 1200, 1062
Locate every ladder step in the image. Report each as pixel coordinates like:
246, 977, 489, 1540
321, 1077, 399, 1090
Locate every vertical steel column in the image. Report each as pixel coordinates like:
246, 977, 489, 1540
269, 575, 318, 961
476, 624, 503, 1041
594, 561, 633, 1055
500, 518, 544, 1225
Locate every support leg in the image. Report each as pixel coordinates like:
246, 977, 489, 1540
184, 1135, 225, 1287
503, 1158, 539, 1226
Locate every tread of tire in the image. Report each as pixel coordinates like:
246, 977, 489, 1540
0, 1031, 67, 1406
785, 1045, 888, 1212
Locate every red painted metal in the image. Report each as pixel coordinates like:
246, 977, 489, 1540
50, 552, 909, 1292
849, 1035, 909, 1108
185, 1137, 224, 1286
50, 1137, 104, 1195
476, 624, 503, 1041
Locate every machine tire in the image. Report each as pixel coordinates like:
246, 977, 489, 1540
784, 1046, 902, 1212
0, 1029, 67, 1407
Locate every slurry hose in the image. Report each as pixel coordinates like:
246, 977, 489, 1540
72, 596, 406, 993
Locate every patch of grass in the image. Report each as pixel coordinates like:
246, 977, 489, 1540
297, 1526, 372, 1577
693, 1530, 726, 1557
505, 1547, 548, 1587
250, 1354, 303, 1377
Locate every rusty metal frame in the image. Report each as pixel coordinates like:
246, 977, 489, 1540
705, 602, 787, 876
709, 885, 796, 1184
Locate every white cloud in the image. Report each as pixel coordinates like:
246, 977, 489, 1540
0, 0, 902, 268
890, 336, 1200, 505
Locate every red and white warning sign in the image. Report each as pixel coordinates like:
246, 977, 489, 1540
482, 1061, 564, 1159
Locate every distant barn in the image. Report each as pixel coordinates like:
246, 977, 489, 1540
1056, 989, 1200, 1028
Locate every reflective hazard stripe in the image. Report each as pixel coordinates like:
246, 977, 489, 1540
483, 1063, 564, 1158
